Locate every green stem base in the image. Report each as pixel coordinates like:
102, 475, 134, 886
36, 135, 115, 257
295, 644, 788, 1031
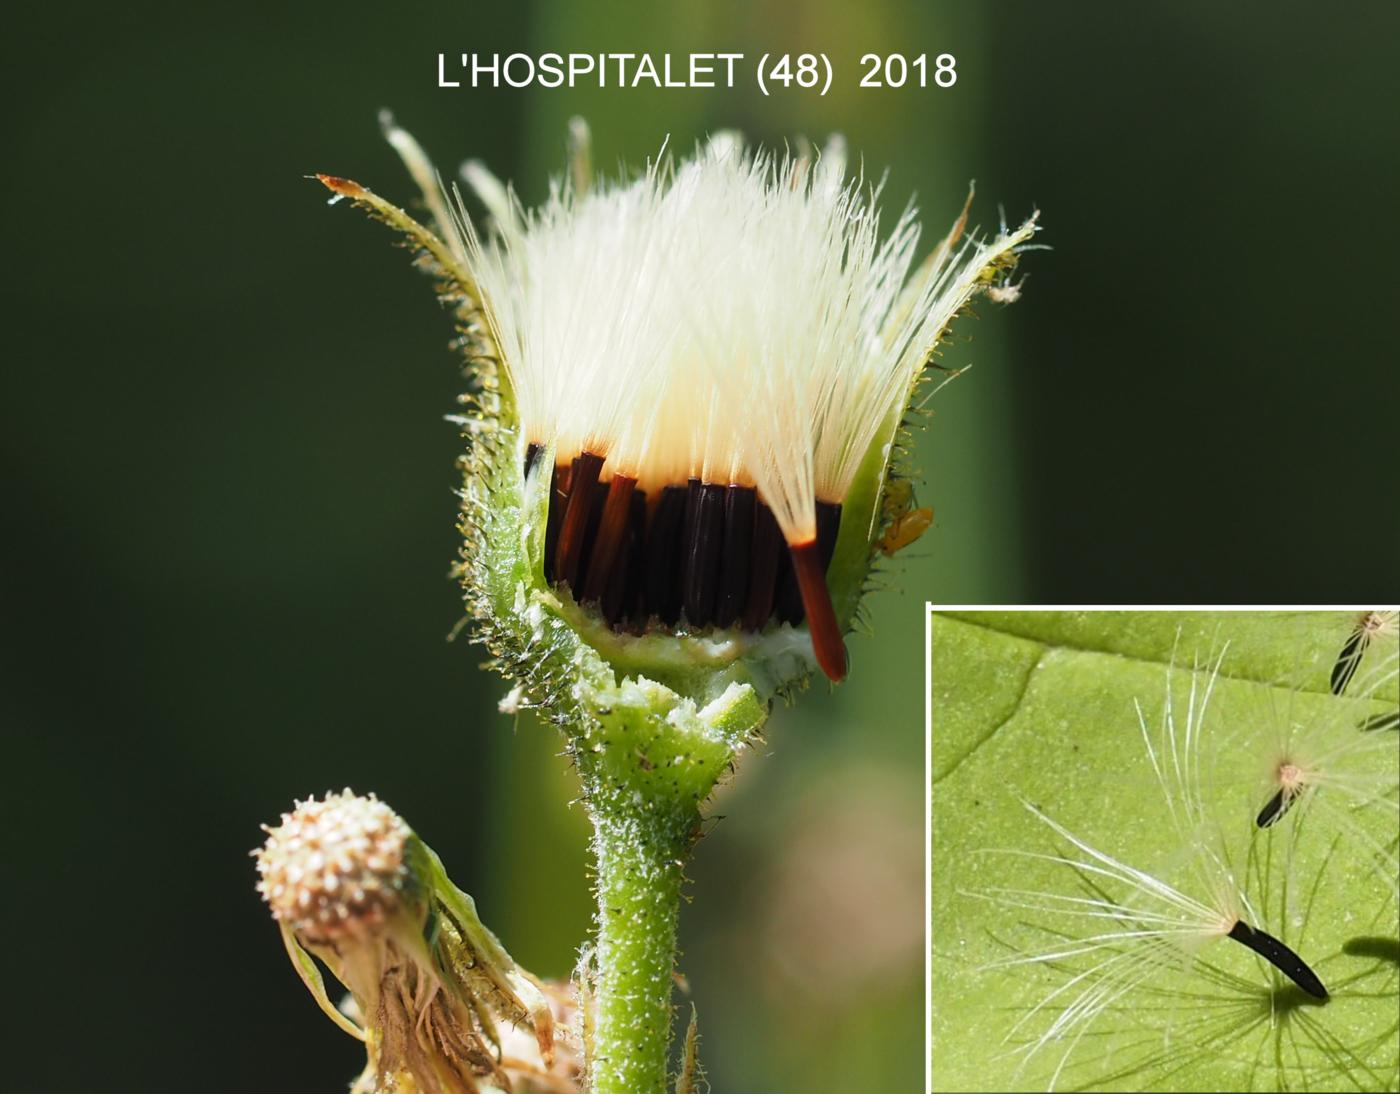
587, 806, 690, 1094
554, 676, 766, 1091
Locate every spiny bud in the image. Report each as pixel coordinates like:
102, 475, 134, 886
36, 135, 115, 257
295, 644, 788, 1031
255, 790, 420, 945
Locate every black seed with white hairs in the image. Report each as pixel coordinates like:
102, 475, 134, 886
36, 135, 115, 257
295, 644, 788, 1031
1227, 920, 1328, 999
742, 503, 782, 631
582, 475, 637, 604
715, 485, 755, 628
539, 464, 843, 658
1331, 625, 1368, 695
690, 484, 728, 627
1359, 709, 1400, 732
1256, 787, 1293, 828
644, 486, 687, 626
555, 452, 605, 588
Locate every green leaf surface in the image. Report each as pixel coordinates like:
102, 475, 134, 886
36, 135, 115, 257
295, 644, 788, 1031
929, 610, 1399, 1093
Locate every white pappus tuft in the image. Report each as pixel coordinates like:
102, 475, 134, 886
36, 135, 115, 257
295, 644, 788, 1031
464, 134, 1034, 536
1241, 638, 1399, 903
962, 645, 1332, 1091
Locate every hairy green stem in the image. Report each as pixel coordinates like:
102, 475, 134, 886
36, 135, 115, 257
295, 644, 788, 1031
548, 678, 764, 1092
585, 801, 691, 1094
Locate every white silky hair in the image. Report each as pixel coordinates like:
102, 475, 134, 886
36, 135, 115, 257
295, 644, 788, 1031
447, 127, 1034, 544
963, 646, 1257, 1090
1244, 639, 1400, 906
959, 638, 1398, 1090
464, 162, 681, 475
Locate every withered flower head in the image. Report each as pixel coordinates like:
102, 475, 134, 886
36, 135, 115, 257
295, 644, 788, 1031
255, 791, 577, 1094
256, 790, 418, 945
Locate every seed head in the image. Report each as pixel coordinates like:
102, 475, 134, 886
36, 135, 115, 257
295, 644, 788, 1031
316, 118, 1039, 703
255, 790, 418, 944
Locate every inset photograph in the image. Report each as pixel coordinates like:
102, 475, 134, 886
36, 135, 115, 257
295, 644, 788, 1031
928, 608, 1399, 1092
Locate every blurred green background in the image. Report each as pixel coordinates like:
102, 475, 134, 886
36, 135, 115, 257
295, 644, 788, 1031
4, 2, 1396, 1091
